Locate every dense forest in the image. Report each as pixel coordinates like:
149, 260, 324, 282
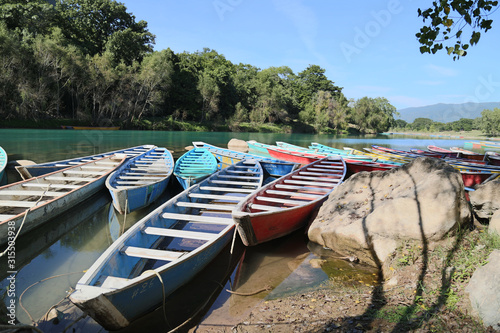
0, 0, 398, 133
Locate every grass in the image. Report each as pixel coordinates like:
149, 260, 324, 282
363, 228, 500, 331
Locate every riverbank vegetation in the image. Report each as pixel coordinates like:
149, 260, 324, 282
0, 0, 398, 134
391, 107, 500, 137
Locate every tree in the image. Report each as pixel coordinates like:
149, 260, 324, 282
479, 108, 500, 136
0, 0, 57, 37
56, 0, 155, 64
295, 65, 343, 111
251, 66, 296, 124
351, 97, 397, 133
411, 117, 435, 131
416, 0, 498, 59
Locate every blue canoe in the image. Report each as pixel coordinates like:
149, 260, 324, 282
173, 148, 218, 190
106, 147, 174, 214
15, 145, 155, 179
70, 159, 264, 330
0, 146, 7, 185
192, 141, 298, 177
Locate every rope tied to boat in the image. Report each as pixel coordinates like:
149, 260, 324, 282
19, 270, 87, 326
143, 270, 171, 329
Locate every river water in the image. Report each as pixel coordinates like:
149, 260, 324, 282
0, 129, 476, 331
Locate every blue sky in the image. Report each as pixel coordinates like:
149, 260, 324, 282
120, 0, 499, 111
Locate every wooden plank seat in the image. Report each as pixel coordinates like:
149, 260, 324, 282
218, 175, 260, 180
307, 167, 344, 173
225, 170, 260, 175
62, 170, 108, 175
312, 164, 344, 170
122, 246, 185, 261
115, 180, 155, 185
22, 183, 79, 189
255, 196, 310, 205
265, 190, 323, 199
283, 180, 337, 187
210, 180, 260, 186
95, 161, 121, 166
249, 203, 284, 211
0, 214, 17, 221
0, 200, 42, 208
275, 184, 330, 192
44, 176, 94, 182
81, 166, 113, 170
188, 193, 243, 201
143, 226, 217, 240
175, 202, 236, 211
161, 212, 233, 224
117, 176, 166, 180
199, 186, 255, 193
0, 190, 61, 197
299, 171, 344, 177
130, 167, 166, 172
291, 175, 340, 182
124, 172, 169, 176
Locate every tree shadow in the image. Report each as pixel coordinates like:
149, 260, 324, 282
322, 158, 473, 332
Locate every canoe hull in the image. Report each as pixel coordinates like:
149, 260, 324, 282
233, 156, 346, 246
70, 227, 234, 330
70, 159, 264, 330
173, 148, 218, 190
108, 178, 170, 214
0, 155, 124, 245
16, 145, 154, 179
235, 200, 322, 246
106, 148, 174, 214
267, 147, 322, 165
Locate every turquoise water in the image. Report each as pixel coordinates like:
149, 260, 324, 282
0, 129, 477, 330
0, 128, 476, 163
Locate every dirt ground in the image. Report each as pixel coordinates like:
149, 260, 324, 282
193, 234, 497, 333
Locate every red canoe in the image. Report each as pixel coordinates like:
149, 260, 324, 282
344, 159, 398, 175
232, 156, 346, 246
267, 146, 325, 165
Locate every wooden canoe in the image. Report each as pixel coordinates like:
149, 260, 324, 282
192, 141, 298, 177
246, 140, 273, 156
232, 156, 346, 246
16, 145, 155, 179
106, 148, 174, 214
0, 154, 126, 245
0, 146, 7, 185
266, 146, 325, 165
173, 148, 218, 189
70, 159, 264, 330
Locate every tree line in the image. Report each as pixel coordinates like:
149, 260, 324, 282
392, 108, 500, 136
0, 0, 397, 133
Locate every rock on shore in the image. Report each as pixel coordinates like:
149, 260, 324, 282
308, 157, 472, 267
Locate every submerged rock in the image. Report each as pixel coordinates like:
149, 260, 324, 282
308, 157, 471, 267
465, 249, 500, 330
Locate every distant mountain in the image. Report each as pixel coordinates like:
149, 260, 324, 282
396, 102, 500, 123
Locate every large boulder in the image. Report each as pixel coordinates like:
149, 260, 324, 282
465, 250, 500, 330
469, 179, 500, 220
228, 138, 248, 153
489, 210, 500, 235
308, 157, 471, 267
